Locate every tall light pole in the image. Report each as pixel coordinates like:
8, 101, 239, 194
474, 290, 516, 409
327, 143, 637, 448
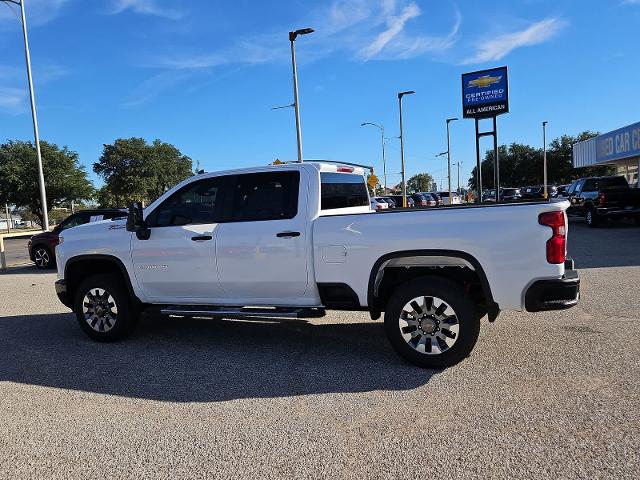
445, 118, 458, 205
454, 161, 463, 194
3, 0, 49, 229
361, 122, 387, 194
289, 27, 314, 163
398, 90, 415, 207
542, 121, 548, 199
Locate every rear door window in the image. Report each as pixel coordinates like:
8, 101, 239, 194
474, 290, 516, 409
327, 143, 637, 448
230, 171, 299, 222
320, 173, 369, 210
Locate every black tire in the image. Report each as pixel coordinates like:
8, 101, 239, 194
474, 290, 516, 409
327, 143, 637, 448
33, 245, 54, 269
74, 273, 139, 342
384, 277, 480, 369
585, 207, 600, 228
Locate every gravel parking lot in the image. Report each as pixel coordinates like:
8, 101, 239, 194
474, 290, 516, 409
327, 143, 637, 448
1, 219, 639, 479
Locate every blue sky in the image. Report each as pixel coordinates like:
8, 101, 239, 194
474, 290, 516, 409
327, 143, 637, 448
1, 0, 639, 188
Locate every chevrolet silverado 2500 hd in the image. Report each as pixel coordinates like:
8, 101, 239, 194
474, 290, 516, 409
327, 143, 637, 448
54, 162, 580, 368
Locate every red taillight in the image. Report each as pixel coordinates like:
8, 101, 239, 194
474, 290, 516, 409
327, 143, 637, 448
539, 211, 566, 264
49, 237, 60, 247
420, 200, 427, 206
336, 166, 354, 173
598, 192, 606, 206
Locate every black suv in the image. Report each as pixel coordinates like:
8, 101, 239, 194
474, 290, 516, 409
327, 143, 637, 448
28, 209, 126, 269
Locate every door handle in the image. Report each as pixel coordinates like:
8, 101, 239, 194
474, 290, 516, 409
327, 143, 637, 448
276, 231, 300, 238
191, 235, 213, 241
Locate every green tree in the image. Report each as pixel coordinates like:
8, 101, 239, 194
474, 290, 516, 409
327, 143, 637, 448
407, 173, 434, 193
94, 138, 193, 208
0, 140, 94, 226
468, 131, 615, 190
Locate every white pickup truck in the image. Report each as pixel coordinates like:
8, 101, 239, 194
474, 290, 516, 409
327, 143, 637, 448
54, 162, 580, 368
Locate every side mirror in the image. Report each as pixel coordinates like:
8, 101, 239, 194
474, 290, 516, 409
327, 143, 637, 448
126, 202, 150, 240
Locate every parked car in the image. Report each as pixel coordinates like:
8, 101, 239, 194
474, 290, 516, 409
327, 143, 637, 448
370, 197, 389, 210
501, 188, 522, 202
388, 195, 415, 208
28, 209, 126, 269
563, 176, 640, 227
374, 196, 395, 208
556, 184, 570, 197
380, 197, 397, 208
482, 189, 497, 202
412, 193, 437, 207
436, 191, 461, 205
54, 162, 579, 369
521, 185, 558, 199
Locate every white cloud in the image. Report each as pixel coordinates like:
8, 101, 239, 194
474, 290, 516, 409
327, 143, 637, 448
109, 0, 185, 20
127, 1, 461, 105
464, 17, 566, 64
0, 87, 25, 113
122, 70, 190, 107
358, 2, 421, 60
0, 0, 71, 27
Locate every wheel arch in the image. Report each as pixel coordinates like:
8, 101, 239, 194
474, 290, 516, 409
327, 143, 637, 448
65, 255, 141, 307
367, 249, 499, 322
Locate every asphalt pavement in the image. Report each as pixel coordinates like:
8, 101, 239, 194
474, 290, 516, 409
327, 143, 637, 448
2, 235, 32, 267
0, 219, 638, 479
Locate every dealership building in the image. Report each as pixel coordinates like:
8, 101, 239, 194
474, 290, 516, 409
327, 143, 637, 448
573, 121, 640, 187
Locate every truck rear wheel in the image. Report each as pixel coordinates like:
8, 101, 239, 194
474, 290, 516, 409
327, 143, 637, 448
384, 277, 480, 369
74, 273, 138, 342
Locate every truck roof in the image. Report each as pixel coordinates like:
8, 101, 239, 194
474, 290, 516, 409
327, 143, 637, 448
192, 161, 367, 180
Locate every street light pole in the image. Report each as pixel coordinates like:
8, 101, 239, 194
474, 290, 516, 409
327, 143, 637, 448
398, 91, 415, 207
454, 161, 463, 194
446, 118, 458, 206
289, 27, 314, 163
542, 121, 548, 199
361, 123, 387, 193
2, 0, 49, 229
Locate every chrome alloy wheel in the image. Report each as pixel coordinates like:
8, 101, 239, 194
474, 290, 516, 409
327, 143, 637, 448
82, 288, 118, 333
34, 248, 50, 268
398, 296, 459, 355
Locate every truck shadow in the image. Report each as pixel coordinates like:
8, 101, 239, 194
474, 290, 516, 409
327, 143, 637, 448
0, 312, 435, 402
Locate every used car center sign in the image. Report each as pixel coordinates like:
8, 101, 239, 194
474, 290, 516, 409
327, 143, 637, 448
462, 66, 509, 119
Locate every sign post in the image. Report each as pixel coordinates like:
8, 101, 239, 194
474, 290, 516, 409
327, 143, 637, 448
462, 66, 509, 203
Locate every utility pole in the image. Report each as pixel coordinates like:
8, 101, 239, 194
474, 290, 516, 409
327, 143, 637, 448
4, 204, 10, 233
445, 118, 458, 205
361, 123, 387, 194
2, 0, 49, 229
454, 161, 463, 194
398, 91, 415, 207
289, 28, 314, 163
543, 121, 548, 199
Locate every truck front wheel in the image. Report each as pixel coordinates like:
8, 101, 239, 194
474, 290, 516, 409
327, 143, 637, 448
384, 277, 480, 369
74, 273, 139, 342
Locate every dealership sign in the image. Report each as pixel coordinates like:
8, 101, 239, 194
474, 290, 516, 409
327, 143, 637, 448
595, 121, 640, 163
462, 66, 509, 119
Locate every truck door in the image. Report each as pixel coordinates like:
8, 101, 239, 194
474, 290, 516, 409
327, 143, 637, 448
215, 170, 309, 302
130, 176, 227, 301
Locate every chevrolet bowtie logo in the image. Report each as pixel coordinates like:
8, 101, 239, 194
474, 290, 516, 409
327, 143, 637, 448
468, 75, 502, 88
